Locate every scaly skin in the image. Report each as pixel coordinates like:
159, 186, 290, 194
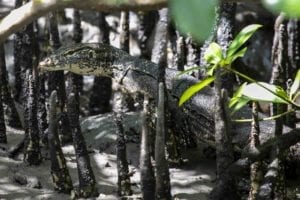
39, 43, 291, 148
39, 43, 216, 142
39, 43, 119, 76
39, 43, 162, 95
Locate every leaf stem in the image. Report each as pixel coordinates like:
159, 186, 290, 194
232, 109, 295, 123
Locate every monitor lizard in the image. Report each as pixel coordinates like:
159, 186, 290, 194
39, 43, 293, 150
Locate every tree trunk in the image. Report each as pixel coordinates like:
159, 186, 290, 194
285, 19, 300, 127
89, 12, 112, 115
72, 9, 83, 93
14, 0, 42, 165
174, 32, 186, 71
119, 11, 135, 111
140, 95, 155, 200
214, 0, 236, 180
287, 19, 300, 80
13, 0, 24, 103
216, 2, 236, 95
152, 8, 181, 162
120, 11, 130, 54
48, 11, 71, 144
115, 12, 133, 196
67, 93, 98, 198
151, 8, 168, 68
248, 102, 263, 200
137, 11, 157, 59
37, 73, 48, 145
186, 36, 200, 68
155, 82, 171, 200
48, 90, 73, 193
0, 66, 6, 143
0, 44, 22, 129
23, 69, 42, 165
48, 11, 65, 109
113, 91, 132, 196
210, 4, 236, 199
258, 14, 288, 200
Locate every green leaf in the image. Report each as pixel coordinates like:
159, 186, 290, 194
207, 64, 218, 76
277, 87, 289, 100
229, 97, 250, 115
230, 82, 248, 105
263, 0, 300, 18
170, 0, 217, 42
290, 69, 300, 98
228, 97, 239, 109
204, 42, 223, 65
227, 24, 262, 58
175, 66, 202, 78
179, 76, 216, 106
226, 47, 247, 64
229, 83, 248, 113
241, 82, 289, 104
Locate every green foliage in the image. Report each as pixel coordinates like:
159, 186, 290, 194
230, 97, 250, 115
171, 0, 300, 121
290, 69, 300, 99
178, 23, 300, 115
230, 82, 289, 111
230, 69, 300, 113
178, 76, 216, 106
228, 47, 248, 65
226, 24, 262, 64
178, 24, 262, 106
204, 42, 223, 65
229, 83, 249, 114
263, 0, 300, 18
205, 24, 262, 74
170, 0, 217, 42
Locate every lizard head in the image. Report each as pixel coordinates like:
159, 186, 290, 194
38, 43, 114, 76
38, 47, 72, 73
39, 55, 65, 72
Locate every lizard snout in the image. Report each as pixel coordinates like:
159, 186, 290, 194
39, 58, 51, 67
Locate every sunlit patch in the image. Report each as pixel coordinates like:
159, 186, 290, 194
264, 0, 279, 5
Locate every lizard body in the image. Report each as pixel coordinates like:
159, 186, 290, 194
39, 43, 161, 95
39, 43, 215, 142
39, 43, 290, 148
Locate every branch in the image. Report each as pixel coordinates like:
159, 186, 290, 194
242, 128, 300, 162
0, 0, 166, 43
0, 0, 261, 43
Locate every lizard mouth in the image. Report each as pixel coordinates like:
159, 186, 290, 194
39, 58, 49, 66
38, 58, 55, 72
